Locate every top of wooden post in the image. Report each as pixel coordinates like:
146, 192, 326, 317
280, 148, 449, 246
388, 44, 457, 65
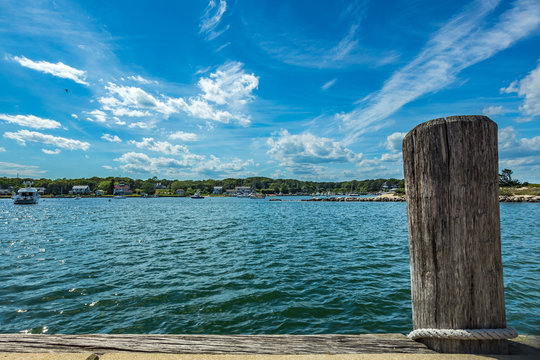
403, 115, 495, 144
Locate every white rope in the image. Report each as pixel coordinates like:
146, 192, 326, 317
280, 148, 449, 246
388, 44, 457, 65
408, 328, 518, 341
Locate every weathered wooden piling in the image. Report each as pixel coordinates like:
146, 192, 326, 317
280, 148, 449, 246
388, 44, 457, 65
402, 115, 507, 354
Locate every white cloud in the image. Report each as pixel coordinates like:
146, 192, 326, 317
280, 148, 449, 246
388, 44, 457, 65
499, 126, 540, 154
195, 155, 254, 177
200, 0, 229, 40
12, 56, 88, 85
385, 132, 407, 152
42, 148, 61, 155
114, 150, 251, 178
101, 134, 122, 143
94, 62, 257, 127
115, 152, 195, 174
169, 131, 198, 141
267, 129, 362, 175
128, 75, 157, 84
322, 78, 337, 91
0, 161, 46, 177
128, 121, 151, 129
86, 109, 107, 123
99, 82, 176, 115
198, 62, 259, 106
178, 98, 244, 125
0, 114, 61, 129
500, 60, 540, 122
482, 105, 506, 117
4, 130, 90, 151
173, 62, 258, 125
129, 137, 188, 155
498, 126, 540, 182
102, 165, 115, 170
0, 147, 5, 152
71, 114, 78, 119
109, 108, 151, 117
339, 0, 540, 144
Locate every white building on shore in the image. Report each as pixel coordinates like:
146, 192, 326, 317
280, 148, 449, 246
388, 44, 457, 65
71, 185, 90, 194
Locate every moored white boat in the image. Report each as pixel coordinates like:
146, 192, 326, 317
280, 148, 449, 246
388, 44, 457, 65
12, 184, 40, 204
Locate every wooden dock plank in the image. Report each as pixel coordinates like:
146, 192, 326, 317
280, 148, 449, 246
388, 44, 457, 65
0, 334, 435, 354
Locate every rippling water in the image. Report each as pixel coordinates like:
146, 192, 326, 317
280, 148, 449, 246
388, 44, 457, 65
0, 198, 538, 335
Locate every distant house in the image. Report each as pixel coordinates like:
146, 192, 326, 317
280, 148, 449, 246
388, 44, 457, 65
176, 189, 185, 195
225, 186, 252, 197
154, 182, 167, 190
235, 186, 251, 195
381, 182, 389, 192
95, 190, 105, 196
72, 185, 90, 194
114, 184, 132, 195
0, 188, 11, 196
35, 187, 47, 195
213, 186, 223, 195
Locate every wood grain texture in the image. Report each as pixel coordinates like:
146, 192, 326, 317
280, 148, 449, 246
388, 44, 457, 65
0, 334, 434, 354
402, 116, 506, 354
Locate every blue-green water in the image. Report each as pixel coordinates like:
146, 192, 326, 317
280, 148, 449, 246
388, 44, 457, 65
1, 198, 538, 335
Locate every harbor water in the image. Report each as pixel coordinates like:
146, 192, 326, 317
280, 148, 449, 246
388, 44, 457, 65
1, 197, 538, 335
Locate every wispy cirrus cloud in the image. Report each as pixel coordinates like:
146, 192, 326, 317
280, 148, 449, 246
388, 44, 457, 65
4, 130, 90, 151
340, 0, 540, 144
0, 114, 61, 129
200, 0, 229, 40
322, 78, 337, 91
258, 23, 373, 69
12, 56, 89, 85
501, 60, 540, 122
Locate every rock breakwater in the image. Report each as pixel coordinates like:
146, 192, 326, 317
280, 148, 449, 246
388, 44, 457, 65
302, 196, 405, 202
301, 195, 540, 202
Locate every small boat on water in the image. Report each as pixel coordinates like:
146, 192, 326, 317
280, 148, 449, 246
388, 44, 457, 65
191, 190, 204, 199
12, 183, 40, 204
75, 195, 81, 200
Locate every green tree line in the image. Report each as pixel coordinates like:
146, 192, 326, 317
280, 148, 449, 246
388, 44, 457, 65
0, 176, 404, 195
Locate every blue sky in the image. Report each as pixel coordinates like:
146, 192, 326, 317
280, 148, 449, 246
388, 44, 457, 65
0, 0, 539, 182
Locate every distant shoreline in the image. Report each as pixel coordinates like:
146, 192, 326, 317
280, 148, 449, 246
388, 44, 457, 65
2, 194, 539, 202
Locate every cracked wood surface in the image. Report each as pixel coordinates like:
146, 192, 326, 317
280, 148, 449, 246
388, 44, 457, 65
0, 334, 434, 354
